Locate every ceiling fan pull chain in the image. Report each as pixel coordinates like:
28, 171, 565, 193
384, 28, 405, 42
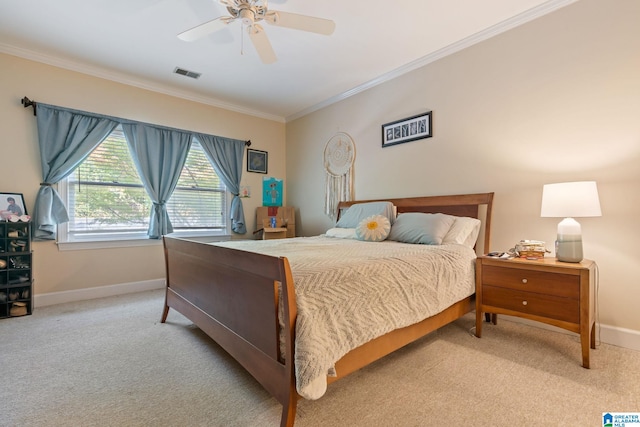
240, 23, 245, 56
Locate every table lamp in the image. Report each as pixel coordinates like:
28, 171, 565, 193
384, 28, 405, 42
540, 181, 601, 263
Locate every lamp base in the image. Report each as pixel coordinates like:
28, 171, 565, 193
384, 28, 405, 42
555, 218, 584, 263
555, 239, 583, 263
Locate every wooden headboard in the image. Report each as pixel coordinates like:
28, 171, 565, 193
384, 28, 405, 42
336, 192, 494, 255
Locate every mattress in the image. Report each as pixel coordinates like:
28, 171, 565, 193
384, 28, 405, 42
214, 236, 476, 399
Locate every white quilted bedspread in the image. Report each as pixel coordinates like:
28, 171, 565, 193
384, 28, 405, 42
214, 236, 476, 400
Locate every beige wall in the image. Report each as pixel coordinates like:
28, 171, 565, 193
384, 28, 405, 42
286, 0, 640, 332
0, 53, 286, 295
2, 0, 638, 335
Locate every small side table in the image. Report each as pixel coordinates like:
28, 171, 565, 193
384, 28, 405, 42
475, 256, 596, 368
262, 227, 288, 240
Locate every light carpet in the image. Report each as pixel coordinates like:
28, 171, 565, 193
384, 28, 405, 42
1, 289, 638, 426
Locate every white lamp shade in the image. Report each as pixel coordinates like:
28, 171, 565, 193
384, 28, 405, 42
540, 181, 602, 218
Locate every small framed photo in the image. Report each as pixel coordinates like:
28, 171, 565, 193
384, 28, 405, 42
247, 149, 268, 174
382, 111, 432, 148
0, 193, 27, 221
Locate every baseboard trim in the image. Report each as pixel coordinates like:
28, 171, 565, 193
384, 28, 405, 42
33, 285, 640, 352
499, 315, 640, 352
599, 324, 640, 352
34, 279, 165, 307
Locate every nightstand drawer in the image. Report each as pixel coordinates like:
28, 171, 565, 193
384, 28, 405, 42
482, 265, 579, 299
482, 285, 579, 323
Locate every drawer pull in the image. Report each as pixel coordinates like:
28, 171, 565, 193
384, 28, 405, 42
521, 278, 528, 284
522, 300, 528, 306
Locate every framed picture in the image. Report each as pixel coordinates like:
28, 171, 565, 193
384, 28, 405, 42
262, 177, 283, 207
247, 149, 268, 174
382, 111, 432, 148
0, 192, 27, 221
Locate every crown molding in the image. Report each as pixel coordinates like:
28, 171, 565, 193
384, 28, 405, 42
286, 0, 577, 122
2, 0, 575, 124
0, 43, 286, 123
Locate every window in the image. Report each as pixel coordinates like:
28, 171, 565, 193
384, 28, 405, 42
57, 126, 227, 244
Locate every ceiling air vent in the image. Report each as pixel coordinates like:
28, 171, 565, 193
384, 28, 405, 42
173, 67, 201, 79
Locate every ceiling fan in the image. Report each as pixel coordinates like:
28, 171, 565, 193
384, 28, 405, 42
178, 0, 335, 64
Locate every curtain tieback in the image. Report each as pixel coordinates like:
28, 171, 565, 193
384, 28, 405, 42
40, 182, 53, 186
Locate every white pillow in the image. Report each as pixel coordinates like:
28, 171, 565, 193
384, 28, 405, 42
336, 202, 395, 228
387, 213, 455, 245
442, 216, 482, 248
356, 215, 391, 242
325, 227, 358, 239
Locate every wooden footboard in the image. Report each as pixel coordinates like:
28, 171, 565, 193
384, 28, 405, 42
162, 239, 475, 427
161, 237, 298, 426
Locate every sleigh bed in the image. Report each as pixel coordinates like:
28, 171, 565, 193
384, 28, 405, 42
161, 192, 494, 426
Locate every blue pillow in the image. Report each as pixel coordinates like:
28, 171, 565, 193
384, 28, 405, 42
387, 213, 455, 245
335, 201, 395, 228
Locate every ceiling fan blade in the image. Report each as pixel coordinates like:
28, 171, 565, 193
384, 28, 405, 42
248, 24, 277, 64
178, 16, 233, 42
265, 10, 335, 35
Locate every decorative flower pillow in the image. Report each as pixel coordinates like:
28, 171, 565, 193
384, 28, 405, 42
356, 215, 391, 242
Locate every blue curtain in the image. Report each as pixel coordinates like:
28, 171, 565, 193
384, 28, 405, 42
31, 102, 244, 239
121, 124, 192, 239
33, 104, 119, 240
195, 134, 247, 234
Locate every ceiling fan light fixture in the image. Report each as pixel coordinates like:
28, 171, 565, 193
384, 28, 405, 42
177, 1, 335, 63
239, 8, 255, 25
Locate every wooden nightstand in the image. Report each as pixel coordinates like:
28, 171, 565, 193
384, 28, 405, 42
475, 256, 596, 368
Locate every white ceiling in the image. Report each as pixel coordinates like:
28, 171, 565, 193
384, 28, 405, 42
0, 0, 574, 122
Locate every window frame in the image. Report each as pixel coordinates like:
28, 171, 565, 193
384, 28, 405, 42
56, 136, 233, 251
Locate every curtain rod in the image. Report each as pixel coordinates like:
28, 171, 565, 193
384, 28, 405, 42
21, 96, 36, 116
20, 96, 251, 146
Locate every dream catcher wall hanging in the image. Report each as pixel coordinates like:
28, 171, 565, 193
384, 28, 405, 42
323, 132, 355, 220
